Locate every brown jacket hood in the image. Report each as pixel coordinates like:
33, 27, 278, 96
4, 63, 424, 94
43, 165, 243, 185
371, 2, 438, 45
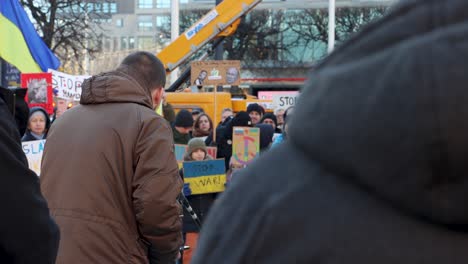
80, 66, 154, 109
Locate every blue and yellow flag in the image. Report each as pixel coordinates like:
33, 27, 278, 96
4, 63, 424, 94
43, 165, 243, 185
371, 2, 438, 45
0, 0, 60, 73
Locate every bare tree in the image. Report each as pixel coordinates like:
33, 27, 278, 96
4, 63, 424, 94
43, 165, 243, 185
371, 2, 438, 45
287, 7, 388, 48
20, 0, 113, 66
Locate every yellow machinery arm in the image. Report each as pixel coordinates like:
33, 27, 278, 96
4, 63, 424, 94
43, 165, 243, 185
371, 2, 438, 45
157, 0, 262, 73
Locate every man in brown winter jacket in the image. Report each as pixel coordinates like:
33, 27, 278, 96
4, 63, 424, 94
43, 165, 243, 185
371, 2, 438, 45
40, 52, 183, 264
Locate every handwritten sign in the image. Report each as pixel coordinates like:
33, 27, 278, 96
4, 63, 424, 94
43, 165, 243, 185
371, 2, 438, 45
232, 127, 259, 166
174, 144, 217, 161
48, 69, 90, 101
22, 140, 46, 176
272, 93, 299, 109
183, 159, 226, 194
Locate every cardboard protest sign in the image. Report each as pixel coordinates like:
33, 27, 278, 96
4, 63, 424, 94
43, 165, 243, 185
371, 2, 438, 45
22, 139, 46, 176
191, 60, 241, 86
174, 144, 217, 162
272, 93, 300, 110
21, 73, 54, 114
231, 127, 260, 166
183, 159, 226, 195
48, 69, 90, 101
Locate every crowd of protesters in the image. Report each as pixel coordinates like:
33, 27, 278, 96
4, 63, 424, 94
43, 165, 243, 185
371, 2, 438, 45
4, 1, 468, 263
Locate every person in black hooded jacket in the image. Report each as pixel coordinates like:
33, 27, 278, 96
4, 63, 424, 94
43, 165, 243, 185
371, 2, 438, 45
192, 0, 468, 263
22, 106, 51, 142
0, 87, 59, 263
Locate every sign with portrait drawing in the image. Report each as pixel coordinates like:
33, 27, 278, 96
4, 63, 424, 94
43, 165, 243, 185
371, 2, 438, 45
191, 60, 241, 86
21, 73, 54, 114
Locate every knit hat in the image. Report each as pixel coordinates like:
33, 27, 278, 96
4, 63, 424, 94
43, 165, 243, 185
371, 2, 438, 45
175, 109, 194, 128
255, 123, 274, 151
260, 113, 278, 127
247, 103, 265, 115
187, 138, 207, 156
231, 111, 251, 127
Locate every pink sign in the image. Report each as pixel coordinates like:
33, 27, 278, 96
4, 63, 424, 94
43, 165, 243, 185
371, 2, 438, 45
257, 90, 299, 100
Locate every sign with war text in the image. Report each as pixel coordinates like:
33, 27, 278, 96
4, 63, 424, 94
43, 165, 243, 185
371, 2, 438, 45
183, 159, 226, 195
22, 140, 46, 176
231, 127, 259, 166
48, 69, 90, 101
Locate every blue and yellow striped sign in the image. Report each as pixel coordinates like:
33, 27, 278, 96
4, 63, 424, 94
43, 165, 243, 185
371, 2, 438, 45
183, 159, 226, 195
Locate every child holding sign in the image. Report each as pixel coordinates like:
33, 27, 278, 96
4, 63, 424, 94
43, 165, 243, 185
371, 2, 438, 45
180, 138, 218, 264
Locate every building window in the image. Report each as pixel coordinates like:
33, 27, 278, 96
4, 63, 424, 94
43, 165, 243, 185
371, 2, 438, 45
110, 3, 117, 13
138, 0, 153, 8
138, 15, 153, 31
138, 37, 155, 49
156, 15, 169, 28
116, 18, 124, 27
156, 0, 170, 8
129, 37, 135, 49
121, 37, 128, 50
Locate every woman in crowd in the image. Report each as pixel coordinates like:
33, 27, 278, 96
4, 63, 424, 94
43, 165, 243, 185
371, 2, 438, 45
180, 138, 217, 264
22, 107, 50, 142
192, 113, 213, 141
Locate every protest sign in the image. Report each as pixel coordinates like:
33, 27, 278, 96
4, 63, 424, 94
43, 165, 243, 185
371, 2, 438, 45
22, 140, 46, 176
183, 159, 226, 194
191, 60, 241, 86
48, 69, 90, 101
258, 90, 299, 100
231, 127, 259, 166
21, 73, 54, 114
272, 93, 300, 110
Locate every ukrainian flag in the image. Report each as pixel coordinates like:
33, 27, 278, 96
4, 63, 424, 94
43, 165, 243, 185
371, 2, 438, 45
0, 0, 60, 73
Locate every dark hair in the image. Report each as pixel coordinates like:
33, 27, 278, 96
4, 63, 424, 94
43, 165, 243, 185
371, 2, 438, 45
193, 113, 214, 137
120, 51, 166, 91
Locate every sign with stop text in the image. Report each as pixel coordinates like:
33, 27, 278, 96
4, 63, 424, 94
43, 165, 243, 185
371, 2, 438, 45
272, 93, 299, 110
48, 69, 90, 101
231, 127, 259, 166
22, 139, 46, 176
183, 159, 226, 195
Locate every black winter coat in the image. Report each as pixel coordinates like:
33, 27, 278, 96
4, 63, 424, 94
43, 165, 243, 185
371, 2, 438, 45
0, 94, 60, 263
192, 1, 468, 263
179, 157, 217, 233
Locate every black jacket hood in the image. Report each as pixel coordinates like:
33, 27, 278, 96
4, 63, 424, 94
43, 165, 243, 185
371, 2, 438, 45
289, 0, 468, 226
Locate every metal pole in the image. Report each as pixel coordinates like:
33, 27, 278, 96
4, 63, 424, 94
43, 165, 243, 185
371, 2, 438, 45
170, 0, 180, 84
328, 0, 336, 53
214, 0, 224, 60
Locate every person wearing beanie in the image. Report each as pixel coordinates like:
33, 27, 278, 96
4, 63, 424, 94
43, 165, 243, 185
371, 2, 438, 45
260, 113, 281, 133
246, 103, 265, 125
173, 109, 194, 144
179, 138, 216, 264
255, 123, 274, 152
22, 106, 51, 142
